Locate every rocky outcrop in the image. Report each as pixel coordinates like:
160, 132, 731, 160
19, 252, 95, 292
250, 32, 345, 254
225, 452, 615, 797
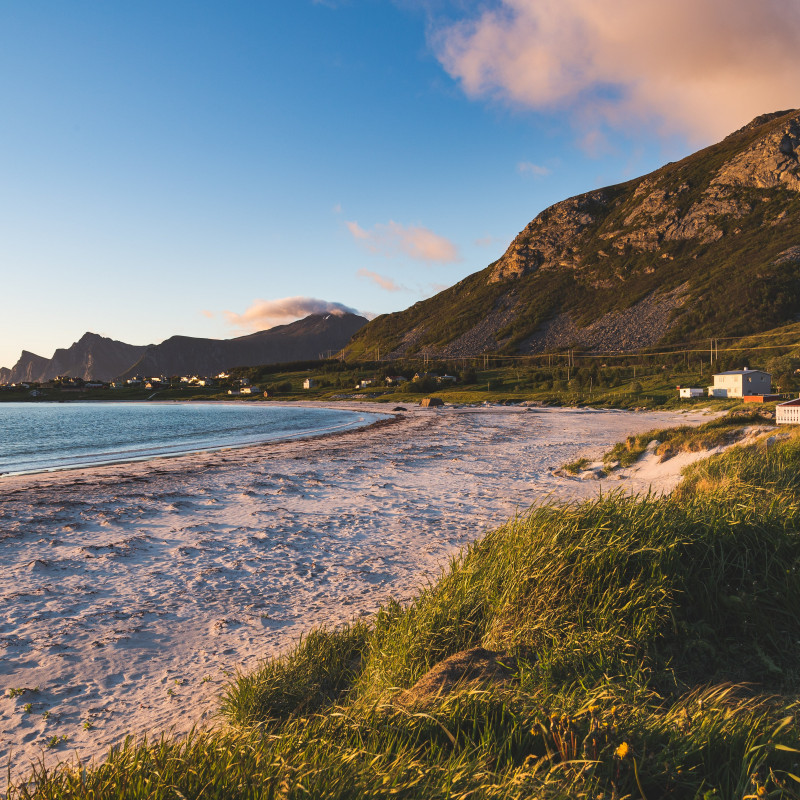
489, 191, 608, 283
713, 115, 800, 191
394, 648, 518, 707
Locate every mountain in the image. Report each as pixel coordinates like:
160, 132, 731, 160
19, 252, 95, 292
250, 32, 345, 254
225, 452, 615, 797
0, 314, 368, 385
47, 333, 147, 382
3, 350, 59, 384
117, 313, 368, 379
1, 335, 147, 385
347, 109, 800, 359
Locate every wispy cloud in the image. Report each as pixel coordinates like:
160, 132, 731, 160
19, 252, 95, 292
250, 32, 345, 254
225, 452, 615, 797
433, 0, 800, 142
517, 161, 551, 177
200, 309, 214, 319
224, 296, 360, 332
357, 268, 405, 292
474, 235, 501, 247
346, 219, 460, 263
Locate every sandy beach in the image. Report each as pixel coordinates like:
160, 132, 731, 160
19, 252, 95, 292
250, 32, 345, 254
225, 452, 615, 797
0, 402, 719, 783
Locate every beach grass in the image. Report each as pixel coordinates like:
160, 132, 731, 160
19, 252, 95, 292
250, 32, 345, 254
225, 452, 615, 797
9, 428, 800, 798
603, 411, 772, 467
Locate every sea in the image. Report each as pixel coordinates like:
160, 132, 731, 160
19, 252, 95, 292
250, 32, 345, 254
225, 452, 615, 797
0, 402, 386, 475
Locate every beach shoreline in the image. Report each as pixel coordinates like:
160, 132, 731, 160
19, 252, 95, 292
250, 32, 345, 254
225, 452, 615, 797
1, 403, 721, 784
0, 401, 393, 478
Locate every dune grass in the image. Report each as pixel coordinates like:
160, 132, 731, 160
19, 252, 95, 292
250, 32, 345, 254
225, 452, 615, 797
10, 429, 800, 799
603, 410, 773, 468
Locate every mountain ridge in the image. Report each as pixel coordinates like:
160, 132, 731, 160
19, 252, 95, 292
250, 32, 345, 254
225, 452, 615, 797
1, 314, 367, 384
346, 108, 800, 359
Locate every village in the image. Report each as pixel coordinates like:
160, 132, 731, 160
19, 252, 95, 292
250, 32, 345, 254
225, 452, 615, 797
4, 359, 800, 424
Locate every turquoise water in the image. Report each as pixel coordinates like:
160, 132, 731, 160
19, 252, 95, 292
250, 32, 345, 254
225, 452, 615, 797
0, 402, 385, 475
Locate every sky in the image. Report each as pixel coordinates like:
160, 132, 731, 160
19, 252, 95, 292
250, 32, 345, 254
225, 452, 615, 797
1, 0, 798, 369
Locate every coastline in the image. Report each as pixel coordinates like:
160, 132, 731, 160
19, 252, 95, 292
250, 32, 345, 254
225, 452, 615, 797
0, 403, 719, 783
0, 401, 392, 478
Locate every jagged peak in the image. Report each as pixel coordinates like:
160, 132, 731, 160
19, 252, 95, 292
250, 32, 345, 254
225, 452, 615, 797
725, 109, 798, 139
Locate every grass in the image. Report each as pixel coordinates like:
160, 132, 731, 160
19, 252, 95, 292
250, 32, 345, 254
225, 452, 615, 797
9, 427, 800, 798
561, 457, 590, 475
603, 411, 773, 467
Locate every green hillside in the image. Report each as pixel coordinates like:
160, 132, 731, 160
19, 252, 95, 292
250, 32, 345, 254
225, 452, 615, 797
347, 109, 800, 360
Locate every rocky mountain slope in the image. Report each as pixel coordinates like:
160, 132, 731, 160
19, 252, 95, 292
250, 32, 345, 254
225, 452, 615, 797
347, 109, 800, 358
1, 314, 367, 384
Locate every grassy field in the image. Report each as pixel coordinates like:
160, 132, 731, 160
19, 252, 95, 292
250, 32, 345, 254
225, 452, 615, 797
9, 424, 800, 798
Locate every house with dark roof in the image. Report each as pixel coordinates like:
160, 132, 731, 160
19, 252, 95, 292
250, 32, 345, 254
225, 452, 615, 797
708, 368, 771, 398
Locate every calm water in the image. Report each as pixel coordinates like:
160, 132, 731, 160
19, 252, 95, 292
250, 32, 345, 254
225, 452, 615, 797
0, 402, 386, 475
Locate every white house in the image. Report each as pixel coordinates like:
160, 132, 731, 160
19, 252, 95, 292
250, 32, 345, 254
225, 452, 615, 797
708, 368, 771, 398
227, 389, 241, 396
240, 385, 260, 394
303, 378, 317, 390
777, 398, 800, 424
679, 387, 704, 399
356, 379, 373, 389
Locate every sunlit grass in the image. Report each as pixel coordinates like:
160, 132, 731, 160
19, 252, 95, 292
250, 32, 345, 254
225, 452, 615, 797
10, 429, 800, 798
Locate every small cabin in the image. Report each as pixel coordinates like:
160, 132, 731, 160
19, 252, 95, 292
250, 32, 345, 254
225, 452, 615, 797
679, 387, 703, 399
708, 368, 771, 398
777, 398, 800, 424
303, 378, 316, 390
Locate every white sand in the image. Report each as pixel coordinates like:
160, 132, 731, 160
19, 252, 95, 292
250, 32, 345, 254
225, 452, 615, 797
0, 402, 720, 782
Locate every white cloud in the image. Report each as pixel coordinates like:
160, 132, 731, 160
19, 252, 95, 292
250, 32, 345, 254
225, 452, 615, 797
434, 0, 800, 142
200, 309, 214, 319
517, 161, 550, 177
357, 268, 405, 292
224, 297, 361, 332
346, 219, 460, 263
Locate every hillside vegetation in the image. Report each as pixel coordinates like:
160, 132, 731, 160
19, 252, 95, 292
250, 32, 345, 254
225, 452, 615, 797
13, 426, 800, 798
347, 109, 800, 360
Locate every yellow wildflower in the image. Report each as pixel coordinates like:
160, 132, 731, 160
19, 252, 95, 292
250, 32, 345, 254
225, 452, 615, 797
614, 742, 630, 759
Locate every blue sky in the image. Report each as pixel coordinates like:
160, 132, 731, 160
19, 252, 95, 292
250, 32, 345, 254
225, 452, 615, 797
2, 0, 797, 369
